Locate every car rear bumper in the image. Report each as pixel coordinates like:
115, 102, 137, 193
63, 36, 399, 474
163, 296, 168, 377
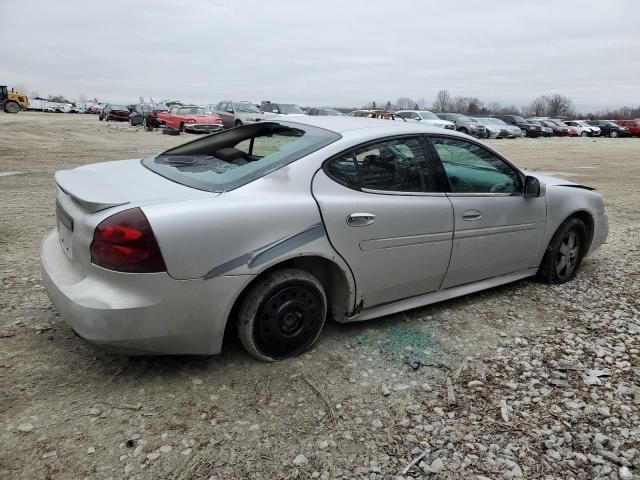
40, 230, 252, 355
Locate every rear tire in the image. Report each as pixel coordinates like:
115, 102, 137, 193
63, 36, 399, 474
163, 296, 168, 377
237, 269, 327, 362
537, 217, 587, 284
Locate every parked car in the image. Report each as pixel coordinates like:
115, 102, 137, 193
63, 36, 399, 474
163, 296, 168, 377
157, 105, 223, 133
491, 115, 543, 137
395, 110, 455, 130
538, 119, 570, 136
436, 113, 486, 137
102, 105, 131, 122
260, 102, 306, 116
565, 120, 600, 137
40, 117, 608, 360
586, 120, 631, 138
306, 107, 344, 116
526, 119, 553, 137
129, 103, 170, 129
470, 117, 508, 138
347, 109, 396, 120
614, 119, 640, 137
214, 101, 266, 128
476, 117, 524, 138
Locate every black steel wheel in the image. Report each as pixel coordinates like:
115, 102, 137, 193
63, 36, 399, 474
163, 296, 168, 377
238, 269, 327, 361
537, 217, 587, 284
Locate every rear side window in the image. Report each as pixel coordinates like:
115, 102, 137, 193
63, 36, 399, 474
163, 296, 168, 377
144, 122, 340, 192
325, 136, 444, 193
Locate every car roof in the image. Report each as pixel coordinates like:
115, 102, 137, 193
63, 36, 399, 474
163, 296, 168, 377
271, 115, 469, 137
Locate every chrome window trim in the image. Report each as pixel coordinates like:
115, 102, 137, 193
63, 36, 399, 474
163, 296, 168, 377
445, 192, 522, 198
361, 188, 447, 197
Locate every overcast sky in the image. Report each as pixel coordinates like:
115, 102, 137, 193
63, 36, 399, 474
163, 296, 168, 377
2, 0, 638, 111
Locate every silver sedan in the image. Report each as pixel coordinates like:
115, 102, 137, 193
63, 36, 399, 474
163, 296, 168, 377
41, 117, 608, 360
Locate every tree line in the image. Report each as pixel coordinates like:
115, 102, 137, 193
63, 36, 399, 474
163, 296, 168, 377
355, 90, 639, 119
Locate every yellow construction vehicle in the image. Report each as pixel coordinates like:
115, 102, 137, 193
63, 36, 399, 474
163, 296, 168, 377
0, 85, 29, 113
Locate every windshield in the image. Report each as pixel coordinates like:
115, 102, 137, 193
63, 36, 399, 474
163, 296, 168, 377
419, 111, 439, 120
453, 114, 471, 121
604, 121, 619, 126
111, 105, 128, 110
279, 104, 305, 114
234, 102, 260, 113
320, 109, 342, 116
527, 120, 541, 126
512, 116, 527, 123
490, 118, 507, 125
178, 107, 206, 115
143, 122, 340, 193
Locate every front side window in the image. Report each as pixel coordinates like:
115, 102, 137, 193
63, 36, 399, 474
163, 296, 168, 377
325, 136, 443, 193
430, 137, 521, 194
144, 122, 340, 192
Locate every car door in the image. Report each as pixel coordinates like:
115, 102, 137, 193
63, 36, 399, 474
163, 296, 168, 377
216, 102, 231, 128
427, 135, 546, 289
312, 135, 454, 308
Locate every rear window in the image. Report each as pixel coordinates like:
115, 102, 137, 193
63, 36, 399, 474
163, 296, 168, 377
143, 122, 340, 193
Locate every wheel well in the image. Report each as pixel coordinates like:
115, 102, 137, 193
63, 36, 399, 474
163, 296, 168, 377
223, 256, 352, 345
568, 210, 594, 252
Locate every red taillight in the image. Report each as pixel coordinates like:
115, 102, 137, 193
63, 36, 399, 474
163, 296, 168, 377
90, 208, 166, 273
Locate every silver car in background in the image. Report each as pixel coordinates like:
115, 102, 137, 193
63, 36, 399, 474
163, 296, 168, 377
213, 101, 265, 128
475, 117, 523, 138
395, 110, 455, 130
41, 117, 608, 361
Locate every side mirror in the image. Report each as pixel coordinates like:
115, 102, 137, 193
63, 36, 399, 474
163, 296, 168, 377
524, 176, 541, 197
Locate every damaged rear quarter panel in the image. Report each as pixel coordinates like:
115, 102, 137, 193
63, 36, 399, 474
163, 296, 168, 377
141, 157, 356, 309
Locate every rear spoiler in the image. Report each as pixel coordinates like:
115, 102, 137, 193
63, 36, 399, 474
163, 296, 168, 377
55, 170, 130, 213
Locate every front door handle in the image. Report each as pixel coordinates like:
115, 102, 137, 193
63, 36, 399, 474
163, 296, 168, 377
346, 212, 376, 227
462, 209, 482, 221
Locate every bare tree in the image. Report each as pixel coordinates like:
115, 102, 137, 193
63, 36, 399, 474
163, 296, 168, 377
466, 97, 483, 115
528, 96, 548, 117
12, 83, 28, 93
486, 102, 502, 114
432, 89, 450, 112
545, 94, 574, 117
416, 97, 427, 109
395, 97, 416, 110
450, 96, 469, 114
78, 93, 88, 103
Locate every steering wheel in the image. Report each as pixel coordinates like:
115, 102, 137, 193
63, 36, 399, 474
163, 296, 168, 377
450, 176, 475, 193
490, 181, 512, 193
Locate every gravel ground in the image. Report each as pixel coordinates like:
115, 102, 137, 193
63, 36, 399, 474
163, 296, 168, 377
1, 113, 638, 479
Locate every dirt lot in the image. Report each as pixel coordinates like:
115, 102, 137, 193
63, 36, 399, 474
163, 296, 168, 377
1, 113, 639, 479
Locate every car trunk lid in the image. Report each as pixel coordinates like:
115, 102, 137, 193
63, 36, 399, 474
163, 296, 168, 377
53, 159, 219, 276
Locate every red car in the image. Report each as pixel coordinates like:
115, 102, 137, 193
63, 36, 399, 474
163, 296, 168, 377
157, 105, 223, 133
615, 119, 640, 136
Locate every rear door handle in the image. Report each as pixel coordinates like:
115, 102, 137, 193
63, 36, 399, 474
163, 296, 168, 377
347, 212, 376, 227
462, 209, 482, 221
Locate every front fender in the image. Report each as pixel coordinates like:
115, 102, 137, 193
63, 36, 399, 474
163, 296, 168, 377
536, 183, 606, 263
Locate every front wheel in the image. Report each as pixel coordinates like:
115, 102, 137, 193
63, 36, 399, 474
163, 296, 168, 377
234, 120, 243, 128
537, 218, 587, 284
4, 101, 20, 113
581, 131, 588, 137
610, 130, 618, 138
237, 269, 327, 362
521, 129, 528, 137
